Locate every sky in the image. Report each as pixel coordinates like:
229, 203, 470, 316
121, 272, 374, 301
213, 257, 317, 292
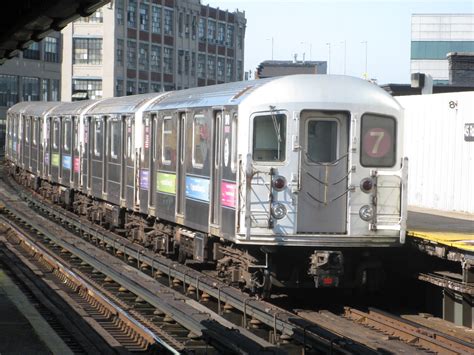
204, 0, 473, 84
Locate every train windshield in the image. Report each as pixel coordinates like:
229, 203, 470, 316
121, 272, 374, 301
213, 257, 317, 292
252, 113, 286, 162
360, 114, 396, 167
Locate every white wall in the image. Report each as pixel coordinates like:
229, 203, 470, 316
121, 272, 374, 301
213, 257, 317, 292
397, 92, 474, 214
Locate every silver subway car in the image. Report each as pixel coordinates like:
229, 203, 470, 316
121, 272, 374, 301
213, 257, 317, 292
6, 75, 407, 292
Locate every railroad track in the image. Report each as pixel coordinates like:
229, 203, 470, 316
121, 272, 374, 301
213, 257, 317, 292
3, 168, 473, 354
0, 170, 379, 354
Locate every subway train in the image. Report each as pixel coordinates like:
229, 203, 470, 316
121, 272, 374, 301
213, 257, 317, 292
5, 75, 408, 293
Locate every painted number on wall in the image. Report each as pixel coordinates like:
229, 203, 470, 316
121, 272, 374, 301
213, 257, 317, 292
465, 123, 474, 142
363, 128, 392, 158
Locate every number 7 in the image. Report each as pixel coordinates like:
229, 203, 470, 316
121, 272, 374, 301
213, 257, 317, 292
370, 131, 385, 154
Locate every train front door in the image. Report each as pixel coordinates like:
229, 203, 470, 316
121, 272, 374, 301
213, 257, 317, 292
297, 111, 349, 234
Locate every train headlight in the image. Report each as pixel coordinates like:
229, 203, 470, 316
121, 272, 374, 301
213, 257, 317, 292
359, 205, 374, 221
360, 177, 374, 193
272, 175, 287, 191
271, 202, 287, 220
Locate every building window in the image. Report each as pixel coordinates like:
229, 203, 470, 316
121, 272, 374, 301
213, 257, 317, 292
150, 45, 161, 72
0, 74, 18, 107
116, 79, 124, 96
116, 39, 124, 66
127, 0, 137, 29
237, 60, 243, 80
127, 80, 136, 95
150, 82, 161, 92
178, 12, 183, 36
226, 59, 233, 82
177, 51, 183, 74
51, 79, 59, 101
164, 9, 173, 35
217, 57, 225, 81
191, 52, 196, 76
44, 37, 59, 62
151, 5, 161, 34
23, 42, 40, 60
198, 54, 205, 78
237, 26, 242, 49
207, 20, 216, 43
73, 38, 102, 65
207, 56, 215, 79
227, 25, 235, 47
77, 8, 103, 23
116, 0, 124, 25
218, 23, 225, 45
22, 77, 40, 101
72, 79, 102, 100
138, 43, 149, 71
41, 79, 49, 101
192, 16, 197, 39
198, 18, 205, 41
139, 3, 149, 31
163, 47, 173, 74
184, 51, 190, 75
138, 81, 148, 94
185, 14, 190, 38
411, 41, 474, 60
127, 40, 137, 69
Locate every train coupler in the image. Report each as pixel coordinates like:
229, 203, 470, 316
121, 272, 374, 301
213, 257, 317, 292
308, 250, 344, 287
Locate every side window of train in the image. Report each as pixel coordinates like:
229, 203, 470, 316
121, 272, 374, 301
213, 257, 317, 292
25, 117, 30, 143
32, 118, 37, 146
63, 119, 71, 153
192, 114, 208, 169
231, 114, 238, 173
110, 120, 120, 160
360, 114, 396, 168
252, 113, 286, 162
73, 118, 79, 151
53, 118, 60, 149
94, 118, 103, 158
307, 120, 339, 163
162, 116, 173, 165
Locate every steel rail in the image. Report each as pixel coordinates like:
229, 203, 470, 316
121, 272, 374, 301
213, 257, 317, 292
344, 307, 474, 355
19, 189, 370, 354
0, 198, 283, 354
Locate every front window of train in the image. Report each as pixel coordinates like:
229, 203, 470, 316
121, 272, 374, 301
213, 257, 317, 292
252, 114, 286, 162
360, 114, 396, 167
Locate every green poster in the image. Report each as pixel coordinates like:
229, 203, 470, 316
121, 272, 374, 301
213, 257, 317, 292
52, 153, 60, 167
157, 172, 176, 194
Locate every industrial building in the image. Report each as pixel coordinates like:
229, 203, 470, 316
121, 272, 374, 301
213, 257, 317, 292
410, 13, 474, 85
60, 0, 246, 101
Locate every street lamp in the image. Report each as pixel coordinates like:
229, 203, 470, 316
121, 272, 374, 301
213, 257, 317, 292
267, 37, 274, 60
361, 41, 368, 79
326, 42, 331, 74
341, 40, 346, 75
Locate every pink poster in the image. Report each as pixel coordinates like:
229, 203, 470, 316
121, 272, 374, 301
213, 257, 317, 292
73, 157, 80, 173
221, 182, 236, 208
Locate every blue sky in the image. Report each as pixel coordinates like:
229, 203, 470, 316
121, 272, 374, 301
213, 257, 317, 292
205, 0, 474, 84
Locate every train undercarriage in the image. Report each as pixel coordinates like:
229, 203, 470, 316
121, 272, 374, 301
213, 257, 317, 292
11, 165, 390, 297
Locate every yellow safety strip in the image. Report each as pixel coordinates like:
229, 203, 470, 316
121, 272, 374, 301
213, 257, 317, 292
407, 230, 474, 252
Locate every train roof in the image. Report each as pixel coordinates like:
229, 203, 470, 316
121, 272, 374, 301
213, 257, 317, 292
144, 75, 401, 113
48, 99, 101, 116
86, 92, 166, 115
146, 78, 276, 111
8, 101, 61, 116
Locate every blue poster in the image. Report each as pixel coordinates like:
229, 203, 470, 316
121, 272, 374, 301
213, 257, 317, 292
185, 176, 210, 202
62, 155, 72, 170
140, 169, 149, 190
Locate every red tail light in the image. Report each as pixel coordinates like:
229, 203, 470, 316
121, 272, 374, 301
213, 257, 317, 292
272, 175, 286, 191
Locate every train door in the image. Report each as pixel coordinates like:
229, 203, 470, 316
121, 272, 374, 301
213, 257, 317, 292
148, 114, 157, 212
31, 117, 38, 173
123, 116, 135, 209
176, 112, 186, 219
210, 111, 223, 228
61, 117, 73, 184
139, 114, 151, 214
51, 117, 60, 182
38, 117, 43, 176
297, 111, 349, 233
24, 116, 31, 170
83, 116, 92, 193
107, 116, 121, 205
45, 117, 51, 178
72, 117, 80, 188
